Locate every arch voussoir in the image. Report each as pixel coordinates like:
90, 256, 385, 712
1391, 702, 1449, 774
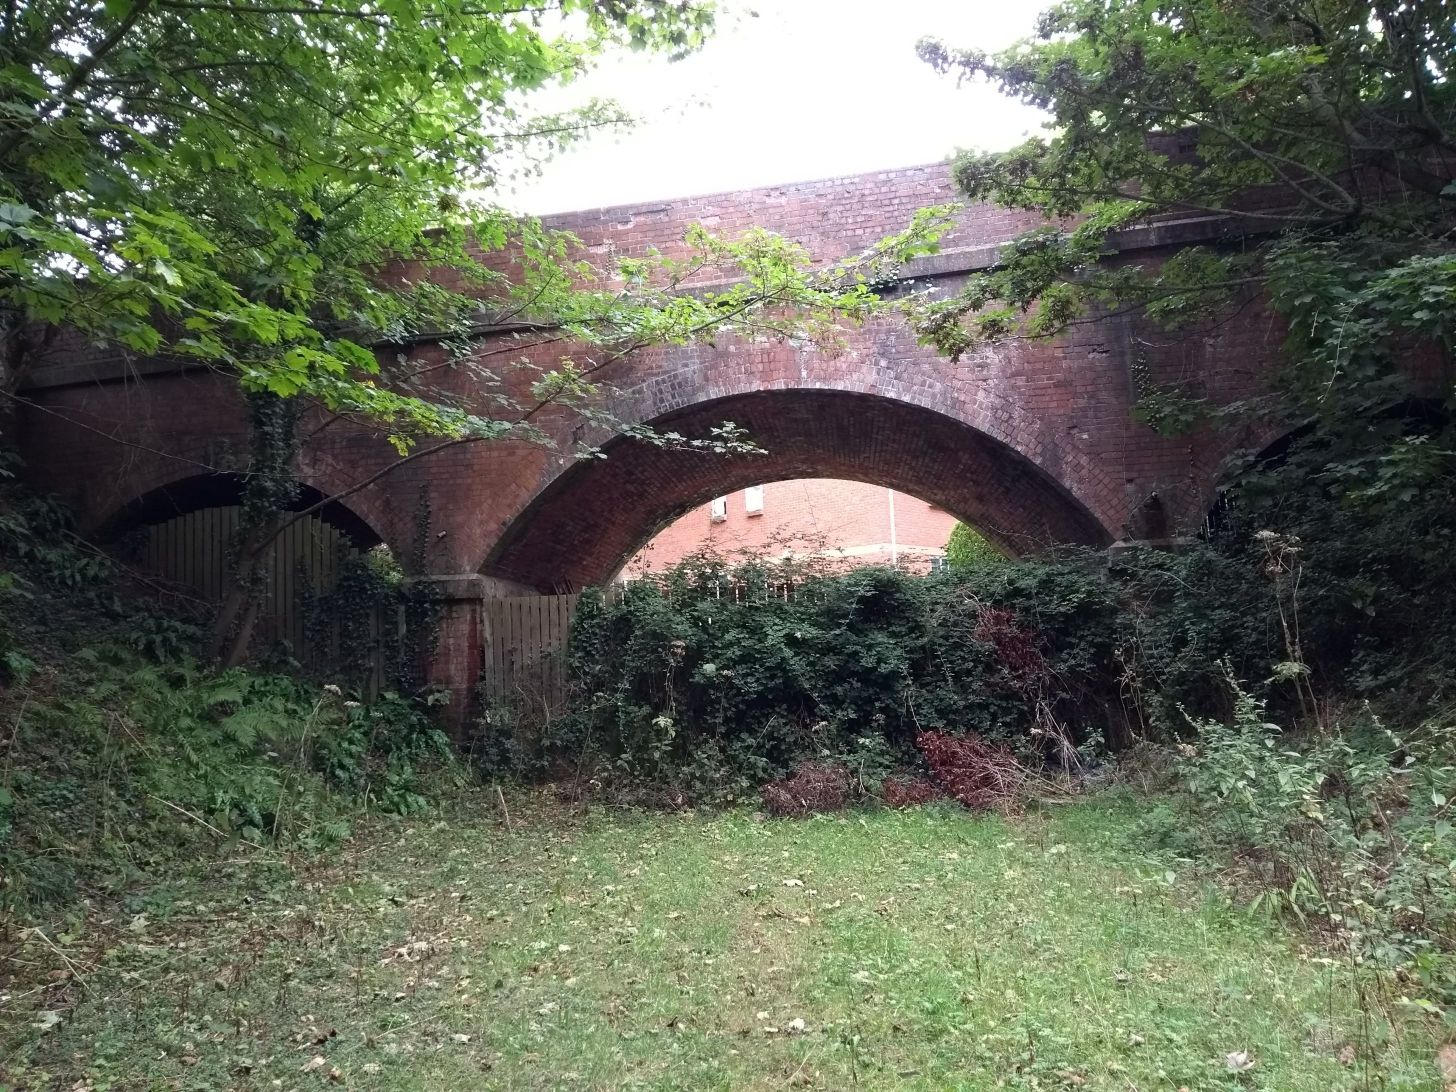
483, 386, 1114, 592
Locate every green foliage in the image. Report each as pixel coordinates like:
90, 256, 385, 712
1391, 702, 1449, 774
912, 0, 1455, 375
0, 489, 114, 596
0, 456, 462, 915
302, 544, 439, 694
2, 0, 957, 461
0, 643, 460, 914
1213, 407, 1456, 721
910, 1, 1456, 587
123, 612, 205, 663
1149, 681, 1456, 1005
1109, 542, 1276, 733
547, 396, 1456, 807
943, 522, 1004, 570
0, 0, 712, 412
549, 555, 1125, 801
1081, 393, 1456, 739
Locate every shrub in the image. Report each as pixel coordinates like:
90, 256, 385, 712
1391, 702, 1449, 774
880, 774, 941, 808
554, 553, 1126, 793
916, 730, 1025, 811
0, 644, 463, 914
944, 522, 1004, 570
761, 762, 852, 817
1163, 681, 1456, 1004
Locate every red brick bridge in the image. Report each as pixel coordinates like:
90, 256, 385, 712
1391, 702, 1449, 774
16, 162, 1281, 717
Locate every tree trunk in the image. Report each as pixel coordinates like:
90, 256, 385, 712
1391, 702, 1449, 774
206, 513, 284, 666
207, 392, 301, 667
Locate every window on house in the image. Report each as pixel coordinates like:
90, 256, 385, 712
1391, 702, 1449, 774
710, 496, 728, 522
744, 484, 764, 515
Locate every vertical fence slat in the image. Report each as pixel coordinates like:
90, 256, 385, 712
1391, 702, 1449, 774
476, 592, 580, 716
179, 504, 193, 595
495, 599, 509, 701
526, 596, 540, 710
199, 507, 212, 600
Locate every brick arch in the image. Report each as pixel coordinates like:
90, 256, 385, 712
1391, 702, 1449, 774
583, 329, 1126, 534
1193, 420, 1301, 520
483, 388, 1114, 592
95, 469, 388, 552
1195, 395, 1456, 534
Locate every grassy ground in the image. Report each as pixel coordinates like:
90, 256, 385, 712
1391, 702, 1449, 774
0, 791, 1442, 1091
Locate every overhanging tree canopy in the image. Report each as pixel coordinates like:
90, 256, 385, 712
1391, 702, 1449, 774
2, 2, 724, 419
913, 0, 1454, 423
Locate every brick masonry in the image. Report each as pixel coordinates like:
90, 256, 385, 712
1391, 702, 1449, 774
16, 161, 1302, 720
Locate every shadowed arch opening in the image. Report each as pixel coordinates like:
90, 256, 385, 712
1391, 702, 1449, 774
95, 473, 390, 659
1202, 397, 1454, 540
484, 390, 1112, 593
98, 472, 383, 549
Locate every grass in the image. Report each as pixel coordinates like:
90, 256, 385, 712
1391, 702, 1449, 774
0, 790, 1443, 1091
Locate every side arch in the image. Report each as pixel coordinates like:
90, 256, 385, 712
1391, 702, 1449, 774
97, 472, 393, 656
484, 388, 1113, 592
96, 471, 384, 550
1198, 397, 1455, 538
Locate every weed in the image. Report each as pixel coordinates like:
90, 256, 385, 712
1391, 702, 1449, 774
1157, 679, 1456, 1007
0, 645, 463, 915
880, 773, 941, 808
917, 729, 1026, 811
761, 761, 853, 817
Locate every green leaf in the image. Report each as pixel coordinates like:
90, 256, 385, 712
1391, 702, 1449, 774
0, 202, 36, 227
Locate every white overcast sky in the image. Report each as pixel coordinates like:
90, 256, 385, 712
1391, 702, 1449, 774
505, 0, 1051, 214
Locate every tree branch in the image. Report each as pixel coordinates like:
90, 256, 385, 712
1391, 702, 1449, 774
3, 0, 156, 161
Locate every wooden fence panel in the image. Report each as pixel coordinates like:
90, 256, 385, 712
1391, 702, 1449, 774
142, 512, 591, 707
479, 593, 580, 714
140, 505, 389, 692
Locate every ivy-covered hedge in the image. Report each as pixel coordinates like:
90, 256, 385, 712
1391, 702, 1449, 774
543, 428, 1456, 800
545, 554, 1151, 797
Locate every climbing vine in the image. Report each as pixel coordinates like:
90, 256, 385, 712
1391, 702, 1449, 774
208, 392, 303, 664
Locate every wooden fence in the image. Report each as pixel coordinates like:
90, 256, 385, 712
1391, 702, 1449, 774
479, 593, 580, 715
141, 505, 397, 691
143, 504, 359, 650
144, 509, 590, 710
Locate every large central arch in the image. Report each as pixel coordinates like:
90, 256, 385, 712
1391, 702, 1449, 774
483, 389, 1114, 592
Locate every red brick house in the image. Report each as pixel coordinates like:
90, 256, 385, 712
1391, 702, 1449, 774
622, 479, 958, 578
